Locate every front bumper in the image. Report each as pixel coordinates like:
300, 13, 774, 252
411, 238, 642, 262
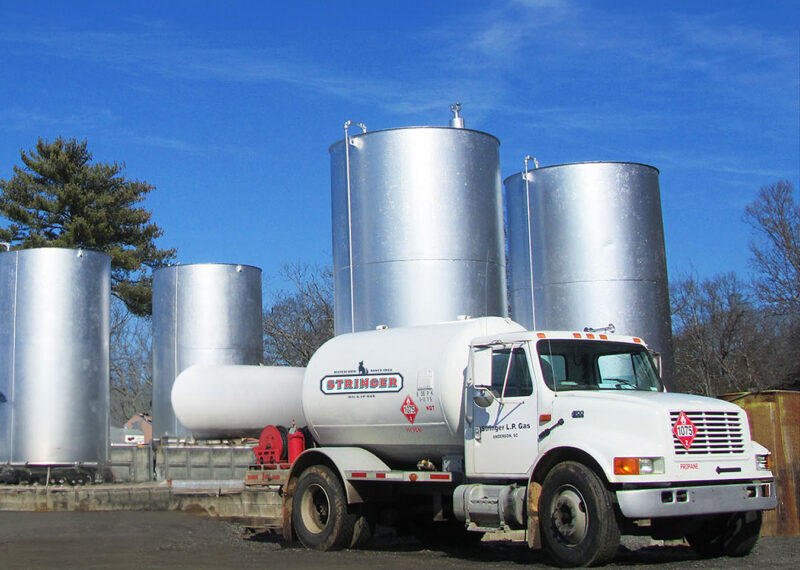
616, 480, 776, 518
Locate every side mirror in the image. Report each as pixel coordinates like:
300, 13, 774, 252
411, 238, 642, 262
473, 387, 499, 408
651, 351, 663, 378
471, 346, 492, 386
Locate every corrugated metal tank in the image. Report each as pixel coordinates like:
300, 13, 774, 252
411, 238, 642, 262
329, 122, 507, 334
151, 263, 263, 440
0, 248, 110, 465
505, 162, 674, 389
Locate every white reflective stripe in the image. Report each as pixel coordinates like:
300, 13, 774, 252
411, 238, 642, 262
345, 471, 452, 482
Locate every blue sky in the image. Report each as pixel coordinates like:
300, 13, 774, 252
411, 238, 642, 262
1, 1, 797, 296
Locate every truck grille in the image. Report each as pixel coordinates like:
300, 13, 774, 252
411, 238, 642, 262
670, 411, 745, 455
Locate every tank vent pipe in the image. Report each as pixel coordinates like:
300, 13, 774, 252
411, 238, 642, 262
523, 155, 537, 329
449, 102, 465, 128
0, 242, 10, 252
344, 120, 367, 333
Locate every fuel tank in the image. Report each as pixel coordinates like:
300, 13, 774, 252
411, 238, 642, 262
302, 317, 525, 465
171, 364, 305, 439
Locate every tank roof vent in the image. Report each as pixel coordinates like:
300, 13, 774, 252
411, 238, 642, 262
449, 102, 465, 128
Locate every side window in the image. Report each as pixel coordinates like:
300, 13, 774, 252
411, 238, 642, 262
491, 347, 533, 398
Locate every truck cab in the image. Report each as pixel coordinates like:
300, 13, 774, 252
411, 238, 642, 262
460, 329, 776, 565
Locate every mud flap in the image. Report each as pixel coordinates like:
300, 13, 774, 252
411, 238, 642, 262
527, 481, 542, 550
282, 477, 297, 543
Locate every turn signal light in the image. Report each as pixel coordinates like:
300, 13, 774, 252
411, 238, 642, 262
614, 457, 665, 475
614, 457, 640, 475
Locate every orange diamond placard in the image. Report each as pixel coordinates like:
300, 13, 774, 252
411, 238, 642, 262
673, 411, 697, 450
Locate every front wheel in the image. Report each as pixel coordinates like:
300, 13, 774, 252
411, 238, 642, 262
686, 511, 762, 558
292, 465, 357, 550
540, 461, 620, 567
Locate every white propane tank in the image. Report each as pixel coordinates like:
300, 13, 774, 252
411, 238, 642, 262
302, 317, 525, 465
172, 365, 305, 439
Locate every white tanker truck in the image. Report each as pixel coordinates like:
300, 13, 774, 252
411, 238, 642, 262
176, 316, 776, 567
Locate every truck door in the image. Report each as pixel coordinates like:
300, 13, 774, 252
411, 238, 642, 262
466, 343, 539, 477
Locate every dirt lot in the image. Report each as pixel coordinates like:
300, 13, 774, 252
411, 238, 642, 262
0, 511, 798, 569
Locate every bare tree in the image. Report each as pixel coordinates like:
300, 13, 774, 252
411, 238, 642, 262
745, 180, 800, 317
109, 300, 152, 426
263, 263, 334, 366
670, 273, 774, 396
744, 180, 800, 387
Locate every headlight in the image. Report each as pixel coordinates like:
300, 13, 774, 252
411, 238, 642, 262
614, 457, 665, 475
756, 454, 771, 471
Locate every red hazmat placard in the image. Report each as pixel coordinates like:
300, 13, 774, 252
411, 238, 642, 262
673, 411, 697, 450
401, 395, 418, 424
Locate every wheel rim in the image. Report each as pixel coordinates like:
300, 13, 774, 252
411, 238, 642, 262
550, 484, 588, 545
300, 483, 331, 534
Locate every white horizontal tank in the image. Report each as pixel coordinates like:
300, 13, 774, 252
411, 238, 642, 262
171, 365, 305, 439
302, 317, 525, 465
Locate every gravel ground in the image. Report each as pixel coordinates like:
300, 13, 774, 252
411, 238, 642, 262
0, 511, 798, 569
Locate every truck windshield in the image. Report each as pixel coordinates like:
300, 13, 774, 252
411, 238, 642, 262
537, 340, 663, 392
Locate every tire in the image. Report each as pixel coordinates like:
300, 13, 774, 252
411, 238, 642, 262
540, 461, 620, 567
686, 510, 762, 558
292, 465, 357, 551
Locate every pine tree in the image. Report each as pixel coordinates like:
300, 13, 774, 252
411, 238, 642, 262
0, 137, 176, 316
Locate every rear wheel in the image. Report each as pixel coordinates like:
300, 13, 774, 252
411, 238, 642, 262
292, 465, 356, 550
686, 511, 762, 558
540, 461, 620, 567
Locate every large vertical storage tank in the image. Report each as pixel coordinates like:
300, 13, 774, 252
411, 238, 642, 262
0, 248, 14, 463
0, 248, 110, 465
329, 116, 507, 334
505, 162, 674, 388
152, 263, 263, 440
